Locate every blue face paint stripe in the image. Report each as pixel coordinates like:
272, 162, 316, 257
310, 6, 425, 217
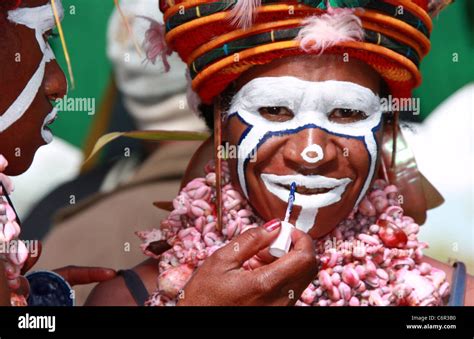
351, 119, 383, 205
230, 109, 383, 207
229, 112, 254, 196
234, 112, 253, 146
238, 120, 383, 203
242, 123, 365, 170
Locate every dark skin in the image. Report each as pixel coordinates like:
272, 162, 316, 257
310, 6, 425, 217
0, 0, 67, 175
0, 0, 116, 305
86, 55, 474, 306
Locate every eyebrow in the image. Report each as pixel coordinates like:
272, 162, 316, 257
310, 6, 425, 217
236, 78, 379, 103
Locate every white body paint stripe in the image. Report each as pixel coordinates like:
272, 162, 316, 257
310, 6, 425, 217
0, 48, 54, 133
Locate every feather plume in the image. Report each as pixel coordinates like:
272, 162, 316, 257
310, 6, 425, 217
427, 0, 454, 18
140, 16, 172, 72
229, 0, 261, 30
296, 7, 364, 54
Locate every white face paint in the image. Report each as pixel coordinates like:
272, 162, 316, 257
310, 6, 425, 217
40, 107, 58, 144
227, 76, 383, 232
1, 1, 64, 144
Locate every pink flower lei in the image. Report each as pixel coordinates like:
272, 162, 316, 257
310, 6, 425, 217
0, 155, 29, 306
137, 161, 450, 306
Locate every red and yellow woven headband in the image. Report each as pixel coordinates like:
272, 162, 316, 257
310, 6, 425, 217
146, 0, 452, 104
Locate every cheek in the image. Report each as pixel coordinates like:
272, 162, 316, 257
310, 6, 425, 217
1, 25, 43, 115
337, 137, 371, 178
0, 94, 47, 154
224, 116, 286, 185
246, 137, 286, 189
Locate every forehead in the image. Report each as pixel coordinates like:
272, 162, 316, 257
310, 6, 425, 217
9, 0, 62, 32
235, 54, 382, 95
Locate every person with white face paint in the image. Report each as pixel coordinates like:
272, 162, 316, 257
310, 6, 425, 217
0, 0, 67, 306
0, 0, 67, 175
88, 0, 473, 307
0, 0, 117, 306
31, 0, 208, 306
228, 76, 382, 233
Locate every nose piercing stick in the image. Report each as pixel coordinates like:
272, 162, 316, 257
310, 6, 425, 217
269, 182, 296, 257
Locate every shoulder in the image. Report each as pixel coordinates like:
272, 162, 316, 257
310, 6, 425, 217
85, 259, 159, 306
423, 256, 474, 306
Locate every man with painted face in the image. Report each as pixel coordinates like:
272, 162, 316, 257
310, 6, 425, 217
0, 0, 67, 175
0, 0, 116, 306
87, 0, 473, 306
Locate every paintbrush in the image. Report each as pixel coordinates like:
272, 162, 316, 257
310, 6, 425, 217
269, 182, 296, 258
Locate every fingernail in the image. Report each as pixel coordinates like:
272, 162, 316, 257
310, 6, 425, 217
263, 219, 281, 232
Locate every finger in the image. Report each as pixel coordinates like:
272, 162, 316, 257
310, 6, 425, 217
20, 241, 42, 275
247, 251, 278, 269
255, 229, 317, 290
255, 247, 277, 265
210, 219, 281, 269
290, 228, 311, 247
53, 266, 117, 286
247, 257, 266, 270
245, 247, 278, 270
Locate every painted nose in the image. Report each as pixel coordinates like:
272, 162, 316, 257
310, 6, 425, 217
283, 127, 337, 171
301, 143, 324, 164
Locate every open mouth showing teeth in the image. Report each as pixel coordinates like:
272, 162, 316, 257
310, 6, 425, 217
280, 184, 332, 195
260, 173, 353, 204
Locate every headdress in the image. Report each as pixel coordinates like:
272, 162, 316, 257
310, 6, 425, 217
145, 0, 453, 104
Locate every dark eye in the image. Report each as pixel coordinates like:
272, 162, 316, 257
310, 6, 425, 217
258, 106, 294, 122
328, 108, 367, 123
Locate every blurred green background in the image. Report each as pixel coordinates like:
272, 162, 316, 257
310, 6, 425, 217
50, 0, 114, 148
414, 0, 474, 118
50, 0, 474, 148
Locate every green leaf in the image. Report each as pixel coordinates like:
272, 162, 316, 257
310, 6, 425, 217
84, 130, 210, 163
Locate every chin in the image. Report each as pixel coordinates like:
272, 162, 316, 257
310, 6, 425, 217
3, 158, 34, 176
2, 147, 39, 176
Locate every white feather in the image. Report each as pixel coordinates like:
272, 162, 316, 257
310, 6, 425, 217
229, 0, 261, 30
296, 8, 364, 54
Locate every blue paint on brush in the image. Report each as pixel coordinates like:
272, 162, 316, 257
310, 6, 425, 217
284, 182, 296, 223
